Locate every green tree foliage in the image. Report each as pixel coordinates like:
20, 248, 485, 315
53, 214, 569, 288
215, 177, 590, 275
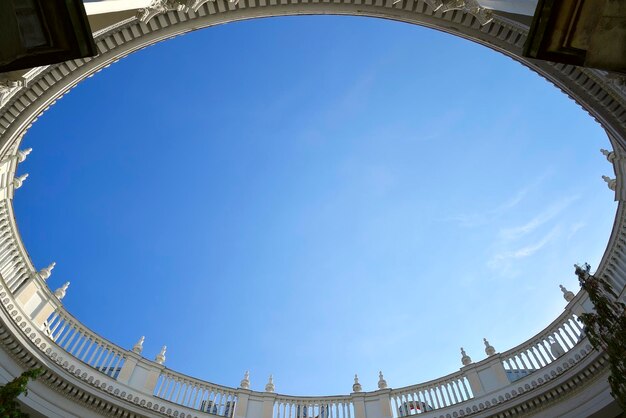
0, 368, 43, 418
576, 263, 626, 411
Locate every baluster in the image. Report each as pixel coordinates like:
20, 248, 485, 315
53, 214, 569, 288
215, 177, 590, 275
187, 383, 196, 407
571, 317, 584, 333
163, 378, 174, 401
57, 322, 75, 347
442, 382, 453, 406
525, 346, 541, 369
178, 381, 189, 405
87, 341, 101, 365
449, 381, 460, 404
109, 353, 124, 378
98, 348, 113, 372
172, 378, 181, 402
106, 350, 121, 374
462, 377, 472, 399
91, 343, 107, 367
44, 311, 59, 332
158, 375, 170, 398
415, 390, 425, 412
49, 316, 66, 338
63, 324, 81, 352
173, 379, 183, 403
191, 385, 201, 409
101, 349, 115, 373
72, 330, 88, 357
433, 387, 442, 409
79, 338, 94, 361
52, 319, 69, 342
559, 325, 576, 348
414, 391, 422, 413
563, 322, 580, 345
534, 341, 550, 365
553, 331, 570, 352
68, 328, 83, 354
188, 385, 198, 408
517, 351, 531, 370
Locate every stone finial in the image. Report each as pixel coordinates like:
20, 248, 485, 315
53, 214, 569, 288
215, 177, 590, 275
13, 173, 28, 189
132, 336, 145, 354
240, 371, 250, 389
38, 262, 56, 280
352, 374, 362, 392
17, 148, 32, 163
602, 175, 616, 191
265, 375, 275, 392
461, 347, 472, 366
560, 285, 575, 302
483, 338, 496, 356
155, 345, 167, 364
377, 371, 388, 389
601, 148, 616, 163
54, 282, 69, 300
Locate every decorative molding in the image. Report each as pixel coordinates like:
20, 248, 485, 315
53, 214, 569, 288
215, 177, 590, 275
0, 2, 622, 417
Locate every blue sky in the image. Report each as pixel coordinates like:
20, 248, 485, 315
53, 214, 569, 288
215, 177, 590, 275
14, 16, 615, 395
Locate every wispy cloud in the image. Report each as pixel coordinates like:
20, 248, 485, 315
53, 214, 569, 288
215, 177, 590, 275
567, 221, 586, 239
498, 195, 579, 240
450, 183, 532, 228
488, 226, 561, 270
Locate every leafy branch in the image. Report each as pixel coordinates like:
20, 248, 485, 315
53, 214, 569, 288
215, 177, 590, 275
0, 368, 44, 418
575, 263, 626, 411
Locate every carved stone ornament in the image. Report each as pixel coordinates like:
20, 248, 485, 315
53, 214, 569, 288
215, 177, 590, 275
132, 336, 145, 354
265, 374, 275, 392
0, 79, 24, 108
352, 374, 362, 392
182, 0, 213, 13
137, 0, 185, 23
13, 173, 29, 190
155, 345, 167, 364
377, 371, 388, 389
441, 0, 493, 25
602, 175, 617, 191
461, 347, 472, 366
560, 285, 575, 302
483, 338, 496, 356
240, 371, 250, 389
54, 282, 70, 300
17, 148, 32, 163
38, 262, 56, 281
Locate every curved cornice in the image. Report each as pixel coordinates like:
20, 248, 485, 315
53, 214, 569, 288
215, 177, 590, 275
0, 2, 624, 417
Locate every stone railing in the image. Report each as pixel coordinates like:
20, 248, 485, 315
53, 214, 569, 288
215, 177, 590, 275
0, 170, 602, 417
154, 369, 239, 415
271, 394, 355, 418
43, 308, 129, 380
389, 369, 473, 415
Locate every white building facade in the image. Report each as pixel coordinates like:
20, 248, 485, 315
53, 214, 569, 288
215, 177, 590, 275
0, 1, 626, 417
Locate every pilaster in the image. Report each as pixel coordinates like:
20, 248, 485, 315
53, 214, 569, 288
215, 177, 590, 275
14, 277, 60, 330
233, 389, 251, 418
116, 351, 164, 396
461, 354, 510, 396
